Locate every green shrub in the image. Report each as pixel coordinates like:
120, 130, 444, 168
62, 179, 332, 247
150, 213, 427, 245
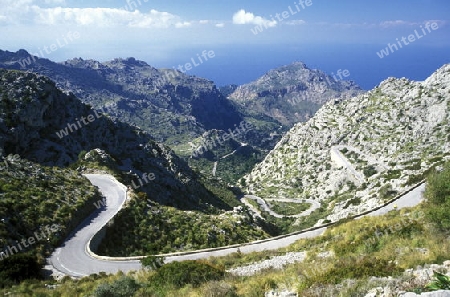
201, 281, 239, 297
429, 156, 444, 164
363, 165, 377, 178
426, 271, 450, 291
424, 163, 450, 231
150, 260, 225, 289
270, 201, 310, 216
379, 183, 397, 200
0, 253, 41, 288
140, 256, 164, 270
385, 169, 401, 180
405, 161, 422, 171
406, 174, 425, 186
302, 256, 401, 288
92, 276, 140, 297
343, 197, 361, 209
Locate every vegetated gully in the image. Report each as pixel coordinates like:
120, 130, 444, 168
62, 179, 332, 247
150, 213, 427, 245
47, 174, 425, 277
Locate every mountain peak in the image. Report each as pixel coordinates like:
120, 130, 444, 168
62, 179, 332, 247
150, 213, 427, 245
292, 61, 308, 67
228, 61, 363, 126
425, 63, 450, 86
244, 64, 450, 222
16, 49, 31, 57
108, 57, 150, 68
285, 61, 309, 70
0, 49, 33, 62
265, 61, 310, 77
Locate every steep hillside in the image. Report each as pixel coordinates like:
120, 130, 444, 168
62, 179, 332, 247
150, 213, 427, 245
228, 62, 363, 127
0, 69, 233, 212
2, 164, 449, 296
0, 51, 363, 185
244, 64, 450, 223
189, 62, 363, 183
0, 156, 101, 268
0, 49, 242, 149
0, 50, 274, 184
0, 69, 276, 265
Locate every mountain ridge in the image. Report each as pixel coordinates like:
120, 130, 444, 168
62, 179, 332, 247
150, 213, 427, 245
0, 49, 243, 146
243, 64, 450, 224
228, 61, 363, 126
0, 50, 364, 185
0, 68, 233, 211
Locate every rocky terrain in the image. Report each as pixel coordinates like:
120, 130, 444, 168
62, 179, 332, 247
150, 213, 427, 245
243, 64, 450, 223
0, 49, 242, 151
263, 260, 450, 297
228, 62, 363, 127
0, 69, 233, 211
189, 62, 364, 183
0, 62, 449, 297
0, 50, 362, 184
228, 252, 306, 277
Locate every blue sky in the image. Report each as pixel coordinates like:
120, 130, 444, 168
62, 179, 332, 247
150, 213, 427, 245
1, 0, 449, 88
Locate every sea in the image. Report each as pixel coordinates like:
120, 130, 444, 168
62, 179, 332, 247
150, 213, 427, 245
162, 43, 450, 90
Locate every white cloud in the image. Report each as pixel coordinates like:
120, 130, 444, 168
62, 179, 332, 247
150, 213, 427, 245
129, 9, 180, 28
285, 20, 306, 25
232, 9, 277, 28
380, 20, 416, 28
380, 19, 446, 29
0, 1, 185, 29
1, 2, 264, 31
423, 20, 446, 27
34, 7, 181, 28
175, 21, 191, 28
2, 0, 33, 7
42, 0, 66, 5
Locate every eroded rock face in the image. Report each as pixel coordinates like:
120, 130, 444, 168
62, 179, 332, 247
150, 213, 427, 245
228, 62, 363, 126
244, 64, 450, 222
0, 69, 230, 211
0, 49, 243, 147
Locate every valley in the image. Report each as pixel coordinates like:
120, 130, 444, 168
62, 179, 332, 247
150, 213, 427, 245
0, 58, 448, 296
0, 50, 361, 184
2, 1, 450, 295
47, 173, 425, 278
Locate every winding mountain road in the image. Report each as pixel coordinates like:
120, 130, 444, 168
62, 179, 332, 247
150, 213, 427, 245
47, 174, 426, 277
243, 196, 321, 218
48, 174, 141, 276
330, 146, 365, 183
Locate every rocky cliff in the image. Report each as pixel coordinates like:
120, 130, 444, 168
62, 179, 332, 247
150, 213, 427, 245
0, 49, 242, 150
228, 62, 363, 127
0, 69, 233, 211
243, 64, 450, 223
0, 51, 364, 184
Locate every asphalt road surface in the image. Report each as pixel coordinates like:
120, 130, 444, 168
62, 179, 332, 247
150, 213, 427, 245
243, 196, 321, 218
48, 174, 141, 276
47, 175, 426, 277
